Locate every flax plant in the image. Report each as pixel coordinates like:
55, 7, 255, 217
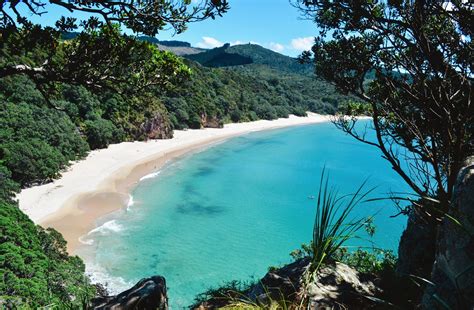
307, 169, 374, 279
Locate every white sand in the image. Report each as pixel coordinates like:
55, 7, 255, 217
18, 113, 333, 225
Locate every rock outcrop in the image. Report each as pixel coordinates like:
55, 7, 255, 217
397, 213, 437, 280
247, 257, 310, 304
140, 113, 173, 139
423, 157, 474, 309
200, 113, 223, 128
92, 276, 168, 310
196, 258, 380, 309
306, 262, 379, 309
395, 210, 438, 305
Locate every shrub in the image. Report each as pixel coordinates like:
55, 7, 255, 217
230, 109, 242, 122
1, 139, 67, 186
83, 118, 120, 149
0, 201, 96, 308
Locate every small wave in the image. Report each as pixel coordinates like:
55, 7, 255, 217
88, 220, 123, 235
85, 261, 133, 295
78, 235, 94, 245
139, 171, 161, 181
126, 194, 134, 212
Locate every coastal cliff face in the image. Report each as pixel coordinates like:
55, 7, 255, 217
140, 113, 173, 139
422, 157, 474, 309
396, 211, 437, 303
201, 112, 224, 129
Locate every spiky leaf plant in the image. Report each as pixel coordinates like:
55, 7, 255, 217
307, 169, 374, 279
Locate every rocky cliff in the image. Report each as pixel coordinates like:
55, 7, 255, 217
422, 156, 474, 309
140, 113, 173, 139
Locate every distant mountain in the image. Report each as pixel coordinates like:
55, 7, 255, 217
155, 44, 205, 56
185, 43, 312, 75
137, 37, 191, 47
184, 43, 253, 67
137, 36, 205, 55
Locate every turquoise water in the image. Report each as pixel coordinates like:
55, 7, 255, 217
79, 122, 409, 308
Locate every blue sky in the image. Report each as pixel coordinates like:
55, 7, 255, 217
15, 0, 317, 57
160, 0, 318, 57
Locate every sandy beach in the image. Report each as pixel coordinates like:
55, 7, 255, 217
17, 113, 333, 253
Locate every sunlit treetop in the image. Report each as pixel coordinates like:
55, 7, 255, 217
0, 1, 230, 99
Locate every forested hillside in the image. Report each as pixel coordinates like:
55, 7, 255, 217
186, 43, 313, 74
163, 41, 345, 127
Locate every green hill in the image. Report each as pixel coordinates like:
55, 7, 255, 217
185, 43, 312, 74
185, 43, 253, 67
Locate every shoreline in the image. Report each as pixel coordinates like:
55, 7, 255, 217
18, 113, 334, 253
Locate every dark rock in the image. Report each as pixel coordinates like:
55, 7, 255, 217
92, 276, 168, 310
396, 211, 437, 279
93, 283, 109, 298
140, 113, 173, 139
248, 257, 310, 303
200, 113, 223, 128
395, 208, 438, 306
423, 157, 474, 309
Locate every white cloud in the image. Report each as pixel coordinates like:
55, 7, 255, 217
290, 37, 314, 51
196, 36, 224, 49
268, 42, 285, 52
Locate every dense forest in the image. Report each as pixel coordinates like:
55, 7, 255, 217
0, 31, 348, 307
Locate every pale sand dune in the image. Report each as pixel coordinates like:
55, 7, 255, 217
17, 113, 333, 252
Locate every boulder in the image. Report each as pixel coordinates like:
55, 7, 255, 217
248, 257, 310, 304
306, 262, 379, 309
195, 258, 380, 309
92, 276, 168, 310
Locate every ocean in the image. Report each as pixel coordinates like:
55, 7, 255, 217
77, 121, 410, 308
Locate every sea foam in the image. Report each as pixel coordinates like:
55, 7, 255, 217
139, 171, 161, 181
78, 235, 94, 245
85, 261, 133, 294
88, 220, 123, 235
126, 194, 134, 212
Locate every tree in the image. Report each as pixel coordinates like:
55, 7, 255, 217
0, 201, 95, 308
0, 1, 229, 97
1, 0, 229, 35
293, 0, 473, 217
83, 118, 120, 149
1, 24, 192, 98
